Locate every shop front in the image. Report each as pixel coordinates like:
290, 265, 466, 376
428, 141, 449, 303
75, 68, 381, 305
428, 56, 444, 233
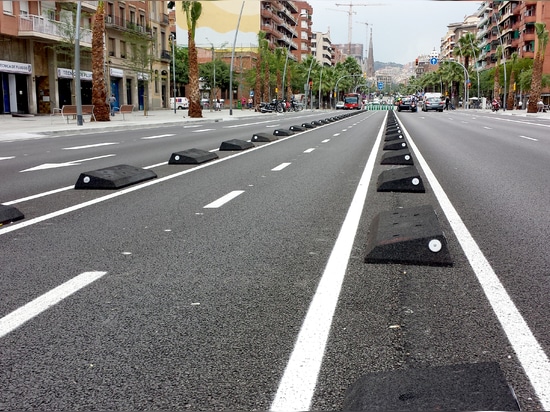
0, 60, 32, 115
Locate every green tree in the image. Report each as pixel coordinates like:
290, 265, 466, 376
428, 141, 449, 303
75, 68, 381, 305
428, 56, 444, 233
527, 22, 549, 113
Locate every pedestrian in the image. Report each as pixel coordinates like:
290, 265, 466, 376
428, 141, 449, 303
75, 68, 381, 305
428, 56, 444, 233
518, 100, 523, 110
241, 97, 246, 110
445, 96, 450, 111
109, 94, 116, 116
248, 97, 253, 109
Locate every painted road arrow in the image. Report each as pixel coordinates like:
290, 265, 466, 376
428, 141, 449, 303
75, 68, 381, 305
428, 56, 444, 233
20, 154, 116, 172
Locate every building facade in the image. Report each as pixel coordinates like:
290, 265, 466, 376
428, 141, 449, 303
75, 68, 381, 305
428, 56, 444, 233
0, 0, 170, 115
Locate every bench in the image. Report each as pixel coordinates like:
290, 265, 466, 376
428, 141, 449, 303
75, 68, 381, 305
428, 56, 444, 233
113, 104, 134, 120
51, 105, 96, 124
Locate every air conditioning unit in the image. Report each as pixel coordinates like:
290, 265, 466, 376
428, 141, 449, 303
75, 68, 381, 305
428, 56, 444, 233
106, 15, 113, 24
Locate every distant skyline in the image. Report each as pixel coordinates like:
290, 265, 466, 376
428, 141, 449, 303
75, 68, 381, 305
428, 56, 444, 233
308, 0, 483, 64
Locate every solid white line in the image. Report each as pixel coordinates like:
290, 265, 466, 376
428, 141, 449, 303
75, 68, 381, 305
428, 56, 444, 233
0, 271, 107, 339
272, 162, 291, 171
140, 134, 175, 140
203, 190, 245, 208
401, 122, 550, 411
0, 156, 15, 160
63, 142, 119, 150
519, 135, 538, 141
304, 148, 315, 153
270, 114, 386, 411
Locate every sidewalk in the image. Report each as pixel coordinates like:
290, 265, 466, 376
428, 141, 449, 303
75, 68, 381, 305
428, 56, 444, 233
0, 107, 267, 141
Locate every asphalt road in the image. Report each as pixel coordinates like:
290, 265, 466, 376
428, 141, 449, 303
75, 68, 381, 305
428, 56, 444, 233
1, 109, 550, 411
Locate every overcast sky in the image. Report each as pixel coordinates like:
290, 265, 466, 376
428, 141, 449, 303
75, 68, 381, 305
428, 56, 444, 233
308, 0, 482, 64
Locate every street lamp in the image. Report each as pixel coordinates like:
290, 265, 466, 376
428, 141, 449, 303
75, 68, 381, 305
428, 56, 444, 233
443, 59, 469, 109
229, 1, 245, 115
492, 7, 507, 110
206, 37, 215, 112
170, 34, 176, 114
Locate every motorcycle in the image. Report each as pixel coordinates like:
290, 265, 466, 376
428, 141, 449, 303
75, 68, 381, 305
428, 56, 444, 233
259, 99, 285, 113
491, 100, 500, 112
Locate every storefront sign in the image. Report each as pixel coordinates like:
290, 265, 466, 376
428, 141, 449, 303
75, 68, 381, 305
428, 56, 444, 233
110, 68, 124, 78
57, 68, 93, 81
0, 60, 32, 74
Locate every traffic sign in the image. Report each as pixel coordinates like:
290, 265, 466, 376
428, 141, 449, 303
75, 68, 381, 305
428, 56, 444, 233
377, 82, 384, 90
430, 57, 438, 65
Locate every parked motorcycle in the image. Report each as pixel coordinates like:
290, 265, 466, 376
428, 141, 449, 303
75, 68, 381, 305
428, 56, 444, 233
260, 99, 285, 113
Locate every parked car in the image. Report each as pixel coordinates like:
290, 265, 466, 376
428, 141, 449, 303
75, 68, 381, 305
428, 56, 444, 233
169, 97, 189, 110
335, 101, 345, 109
397, 97, 417, 112
422, 97, 444, 112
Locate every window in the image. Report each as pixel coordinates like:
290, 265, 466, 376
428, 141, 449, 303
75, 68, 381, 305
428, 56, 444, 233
19, 0, 28, 16
3, 1, 13, 14
109, 37, 116, 57
120, 41, 126, 59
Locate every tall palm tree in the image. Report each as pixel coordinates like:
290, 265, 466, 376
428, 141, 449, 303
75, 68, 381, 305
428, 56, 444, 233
527, 22, 549, 113
274, 47, 285, 99
506, 52, 518, 110
455, 32, 479, 71
493, 45, 503, 101
182, 1, 202, 118
91, 1, 109, 121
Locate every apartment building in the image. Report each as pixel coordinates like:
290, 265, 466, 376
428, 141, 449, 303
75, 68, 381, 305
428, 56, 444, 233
0, 0, 170, 115
311, 31, 333, 66
477, 0, 550, 72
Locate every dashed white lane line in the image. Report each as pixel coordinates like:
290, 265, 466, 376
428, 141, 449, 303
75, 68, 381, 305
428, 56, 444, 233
203, 190, 245, 208
270, 114, 386, 411
304, 148, 315, 153
401, 121, 550, 411
0, 271, 107, 339
321, 139, 330, 143
141, 134, 175, 140
193, 129, 216, 133
519, 135, 538, 141
63, 142, 119, 149
272, 162, 291, 171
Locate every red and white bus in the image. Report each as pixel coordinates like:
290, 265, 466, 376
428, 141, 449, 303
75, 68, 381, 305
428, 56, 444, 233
343, 93, 363, 110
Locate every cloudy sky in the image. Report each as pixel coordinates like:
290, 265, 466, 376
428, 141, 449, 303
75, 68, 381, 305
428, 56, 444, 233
308, 0, 483, 64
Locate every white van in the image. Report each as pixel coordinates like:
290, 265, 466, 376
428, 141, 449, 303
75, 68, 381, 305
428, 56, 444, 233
170, 97, 189, 110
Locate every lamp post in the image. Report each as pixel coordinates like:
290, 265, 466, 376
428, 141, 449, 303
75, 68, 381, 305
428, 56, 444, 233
468, 35, 481, 103
444, 59, 469, 109
493, 7, 507, 109
229, 1, 245, 115
206, 38, 215, 112
170, 34, 176, 114
74, 2, 83, 126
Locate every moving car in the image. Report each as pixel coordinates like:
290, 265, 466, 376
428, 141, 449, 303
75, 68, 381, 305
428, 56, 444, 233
335, 101, 345, 109
422, 97, 444, 112
397, 97, 417, 112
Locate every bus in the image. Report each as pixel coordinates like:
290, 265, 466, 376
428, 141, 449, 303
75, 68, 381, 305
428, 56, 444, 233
343, 93, 363, 110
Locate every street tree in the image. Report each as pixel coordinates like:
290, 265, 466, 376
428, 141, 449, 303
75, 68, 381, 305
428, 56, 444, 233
91, 1, 110, 121
527, 22, 549, 113
182, 1, 203, 118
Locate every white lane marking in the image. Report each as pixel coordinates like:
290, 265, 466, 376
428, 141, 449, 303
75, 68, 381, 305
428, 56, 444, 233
304, 148, 315, 153
333, 133, 340, 137
140, 134, 175, 140
193, 129, 215, 133
519, 135, 538, 141
0, 156, 15, 160
272, 162, 291, 171
0, 271, 107, 339
3, 185, 74, 206
321, 139, 330, 143
270, 114, 386, 412
203, 190, 245, 208
483, 126, 492, 130
401, 122, 550, 411
266, 124, 280, 128
20, 154, 116, 172
63, 142, 119, 150
183, 125, 200, 128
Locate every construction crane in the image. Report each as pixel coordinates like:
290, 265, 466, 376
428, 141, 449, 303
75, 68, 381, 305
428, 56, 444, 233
334, 2, 384, 55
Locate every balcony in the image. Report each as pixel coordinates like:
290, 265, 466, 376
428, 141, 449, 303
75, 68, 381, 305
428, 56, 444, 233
160, 50, 171, 61
81, 1, 98, 12
161, 13, 169, 26
18, 15, 92, 46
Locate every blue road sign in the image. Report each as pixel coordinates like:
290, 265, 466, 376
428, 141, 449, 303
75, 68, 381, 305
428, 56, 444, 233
377, 82, 384, 90
430, 57, 438, 65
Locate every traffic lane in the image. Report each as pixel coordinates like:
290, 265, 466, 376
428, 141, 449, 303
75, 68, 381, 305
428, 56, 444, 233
0, 113, 382, 410
2, 113, 363, 221
386, 113, 549, 408
0, 112, 345, 203
398, 111, 550, 323
311, 117, 542, 411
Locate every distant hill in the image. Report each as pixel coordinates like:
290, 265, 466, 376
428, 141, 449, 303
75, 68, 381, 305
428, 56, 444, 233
374, 61, 403, 71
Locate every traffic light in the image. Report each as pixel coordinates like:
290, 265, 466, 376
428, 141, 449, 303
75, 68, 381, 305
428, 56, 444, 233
415, 58, 419, 66
309, 80, 313, 88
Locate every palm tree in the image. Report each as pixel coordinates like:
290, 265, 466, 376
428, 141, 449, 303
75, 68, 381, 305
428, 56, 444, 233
527, 23, 549, 113
506, 52, 518, 110
254, 32, 267, 109
182, 1, 202, 118
91, 1, 109, 121
274, 47, 285, 99
493, 45, 503, 101
455, 32, 479, 71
